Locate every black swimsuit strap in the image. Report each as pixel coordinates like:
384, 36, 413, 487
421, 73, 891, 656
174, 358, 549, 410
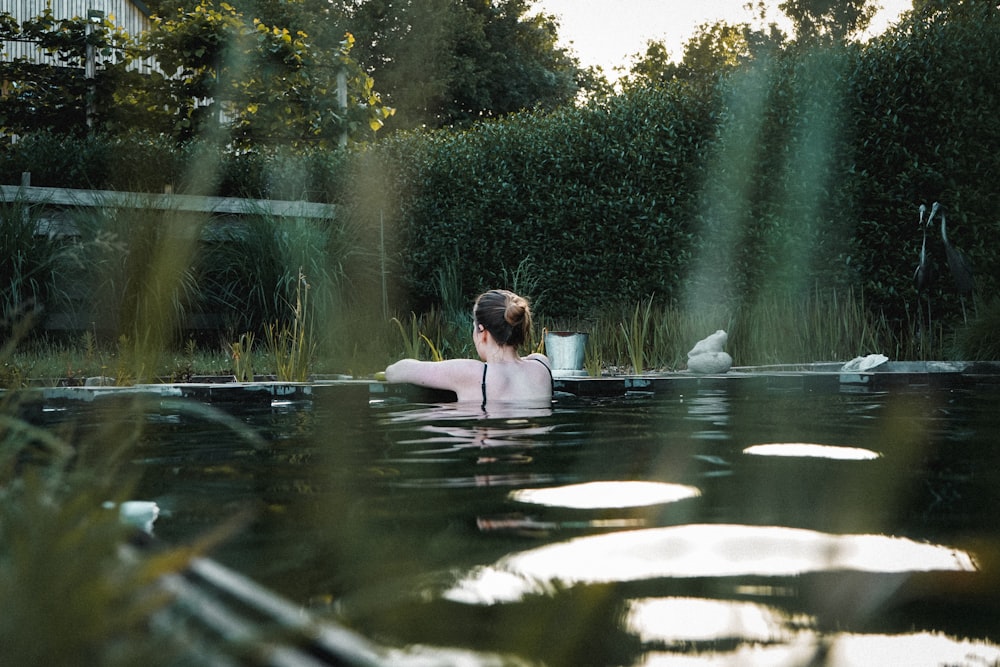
481, 363, 488, 411
532, 357, 554, 387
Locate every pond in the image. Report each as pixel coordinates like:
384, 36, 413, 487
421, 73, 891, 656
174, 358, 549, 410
55, 379, 1000, 665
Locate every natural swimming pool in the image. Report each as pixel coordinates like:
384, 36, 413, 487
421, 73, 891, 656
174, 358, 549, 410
46, 377, 1000, 665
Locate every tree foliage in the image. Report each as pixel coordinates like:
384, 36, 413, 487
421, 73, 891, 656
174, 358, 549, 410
341, 0, 586, 129
0, 1, 393, 148
778, 0, 879, 44
0, 8, 136, 136
138, 1, 393, 147
624, 0, 880, 86
2, 0, 595, 142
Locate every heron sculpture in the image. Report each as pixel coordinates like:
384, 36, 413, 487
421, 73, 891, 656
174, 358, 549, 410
913, 203, 933, 339
928, 201, 974, 322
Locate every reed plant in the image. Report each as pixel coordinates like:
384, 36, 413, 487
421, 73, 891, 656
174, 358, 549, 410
619, 296, 655, 374
1, 348, 186, 662
529, 287, 929, 374
64, 204, 205, 382
0, 364, 264, 662
391, 310, 445, 362
1, 198, 79, 337
583, 332, 606, 377
501, 257, 546, 316
230, 332, 255, 382
729, 288, 882, 365
952, 297, 1000, 361
264, 269, 315, 381
2, 276, 986, 387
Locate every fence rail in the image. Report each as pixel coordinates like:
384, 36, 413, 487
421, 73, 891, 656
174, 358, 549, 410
1, 180, 337, 220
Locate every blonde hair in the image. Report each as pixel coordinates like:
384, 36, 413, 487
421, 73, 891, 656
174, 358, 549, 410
474, 289, 532, 347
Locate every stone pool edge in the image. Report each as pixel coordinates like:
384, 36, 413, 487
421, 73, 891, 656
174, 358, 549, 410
9, 360, 1000, 408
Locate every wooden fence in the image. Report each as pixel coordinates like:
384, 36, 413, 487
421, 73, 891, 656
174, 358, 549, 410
1, 174, 337, 222
2, 174, 339, 333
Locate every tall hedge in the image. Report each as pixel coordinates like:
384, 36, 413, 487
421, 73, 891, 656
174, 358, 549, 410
355, 2, 999, 322
361, 82, 717, 317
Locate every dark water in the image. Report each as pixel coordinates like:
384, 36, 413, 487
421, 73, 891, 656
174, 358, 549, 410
93, 383, 1000, 664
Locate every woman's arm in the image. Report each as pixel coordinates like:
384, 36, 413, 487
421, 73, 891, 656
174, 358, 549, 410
384, 358, 483, 398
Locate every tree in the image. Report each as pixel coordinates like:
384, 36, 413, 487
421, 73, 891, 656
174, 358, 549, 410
342, 0, 585, 129
777, 0, 879, 44
138, 1, 393, 147
682, 22, 758, 74
135, 0, 594, 130
624, 19, 784, 88
0, 8, 135, 137
623, 40, 682, 87
0, 2, 393, 147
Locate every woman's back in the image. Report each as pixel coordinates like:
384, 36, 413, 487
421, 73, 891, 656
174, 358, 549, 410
481, 355, 552, 407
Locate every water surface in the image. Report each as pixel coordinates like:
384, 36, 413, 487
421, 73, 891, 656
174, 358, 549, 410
121, 383, 1000, 665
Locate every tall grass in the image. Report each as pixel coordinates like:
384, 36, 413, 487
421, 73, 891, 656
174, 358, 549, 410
1, 191, 979, 386
66, 204, 205, 382
1, 198, 79, 335
540, 287, 953, 374
263, 269, 315, 381
729, 288, 883, 365
391, 311, 444, 362
1, 318, 274, 662
619, 296, 655, 373
2, 283, 975, 386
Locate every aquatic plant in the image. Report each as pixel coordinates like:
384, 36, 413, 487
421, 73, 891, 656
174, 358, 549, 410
62, 204, 205, 383
619, 296, 655, 374
230, 332, 255, 382
0, 361, 181, 664
953, 297, 1000, 361
264, 269, 315, 382
391, 311, 444, 362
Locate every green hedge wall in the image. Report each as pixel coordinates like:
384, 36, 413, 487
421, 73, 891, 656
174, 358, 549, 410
362, 82, 718, 317
355, 2, 999, 321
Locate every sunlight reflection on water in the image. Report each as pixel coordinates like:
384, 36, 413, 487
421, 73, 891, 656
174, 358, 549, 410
635, 631, 1000, 667
743, 443, 882, 460
444, 523, 976, 605
509, 481, 701, 508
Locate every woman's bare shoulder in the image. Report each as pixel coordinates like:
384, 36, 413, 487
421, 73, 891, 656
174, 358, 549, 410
524, 352, 551, 367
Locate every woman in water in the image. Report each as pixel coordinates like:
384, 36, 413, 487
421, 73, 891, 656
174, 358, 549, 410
385, 289, 552, 408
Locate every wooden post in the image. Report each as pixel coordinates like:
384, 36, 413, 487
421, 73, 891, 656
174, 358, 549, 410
337, 70, 348, 148
85, 10, 105, 130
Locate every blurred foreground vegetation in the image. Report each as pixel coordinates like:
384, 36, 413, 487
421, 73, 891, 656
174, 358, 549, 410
0, 383, 194, 664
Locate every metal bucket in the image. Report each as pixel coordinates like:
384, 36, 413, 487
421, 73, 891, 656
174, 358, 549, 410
544, 331, 589, 376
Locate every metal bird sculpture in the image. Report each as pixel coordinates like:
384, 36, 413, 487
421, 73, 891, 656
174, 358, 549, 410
913, 203, 933, 340
913, 204, 932, 292
928, 201, 974, 322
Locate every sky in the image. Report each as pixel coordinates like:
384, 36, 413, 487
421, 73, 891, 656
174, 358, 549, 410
533, 0, 914, 78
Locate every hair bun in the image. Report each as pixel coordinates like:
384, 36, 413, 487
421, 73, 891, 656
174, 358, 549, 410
504, 293, 527, 325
